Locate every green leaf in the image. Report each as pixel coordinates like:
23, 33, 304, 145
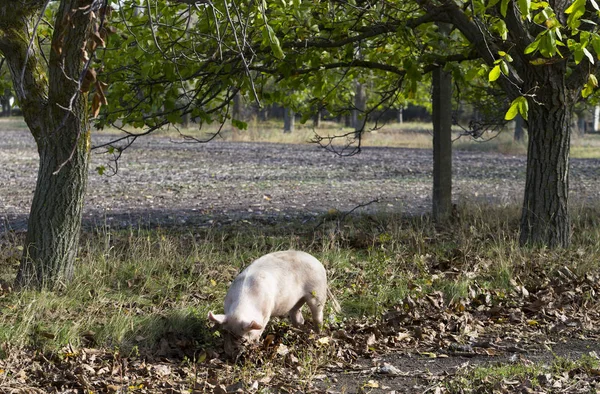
565, 0, 586, 29
517, 96, 529, 121
270, 35, 285, 59
574, 47, 584, 64
265, 24, 285, 59
489, 65, 502, 81
232, 119, 248, 130
166, 111, 181, 124
582, 83, 594, 98
517, 0, 531, 20
505, 96, 528, 121
500, 0, 510, 17
524, 37, 541, 54
505, 100, 519, 121
495, 19, 508, 40
533, 7, 549, 24
592, 34, 600, 58
583, 74, 599, 98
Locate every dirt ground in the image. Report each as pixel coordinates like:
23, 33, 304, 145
2, 129, 599, 232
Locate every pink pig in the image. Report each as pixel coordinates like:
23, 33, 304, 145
208, 250, 328, 355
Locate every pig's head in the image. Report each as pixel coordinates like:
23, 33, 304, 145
208, 311, 264, 356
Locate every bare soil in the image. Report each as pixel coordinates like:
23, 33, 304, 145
2, 129, 599, 232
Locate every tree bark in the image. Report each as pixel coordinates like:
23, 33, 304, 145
17, 117, 90, 288
352, 80, 366, 138
1, 0, 93, 288
519, 69, 571, 247
514, 114, 525, 141
283, 107, 294, 133
313, 109, 321, 128
432, 64, 453, 221
231, 92, 242, 130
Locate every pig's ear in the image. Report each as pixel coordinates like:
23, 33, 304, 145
246, 320, 263, 331
208, 311, 227, 324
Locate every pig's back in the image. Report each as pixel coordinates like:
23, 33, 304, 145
242, 250, 327, 315
247, 250, 326, 281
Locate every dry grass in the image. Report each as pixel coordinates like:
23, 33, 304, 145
3, 115, 598, 158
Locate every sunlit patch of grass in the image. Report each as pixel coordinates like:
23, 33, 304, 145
454, 130, 528, 155
571, 146, 600, 158
433, 277, 472, 304
0, 117, 28, 131
571, 133, 600, 159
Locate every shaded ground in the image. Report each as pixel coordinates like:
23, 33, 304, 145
1, 129, 600, 393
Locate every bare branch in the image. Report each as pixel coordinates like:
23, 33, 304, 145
171, 0, 211, 4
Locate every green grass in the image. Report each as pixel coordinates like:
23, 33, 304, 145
0, 117, 28, 131
446, 354, 600, 393
1, 203, 600, 354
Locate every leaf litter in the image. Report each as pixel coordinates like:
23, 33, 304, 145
0, 263, 596, 393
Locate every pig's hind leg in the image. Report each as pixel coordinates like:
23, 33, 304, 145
288, 298, 306, 327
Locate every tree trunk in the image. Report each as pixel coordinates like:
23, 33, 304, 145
16, 116, 90, 288
1, 0, 94, 288
231, 92, 242, 130
519, 80, 571, 247
1, 98, 7, 117
352, 81, 366, 139
344, 113, 351, 128
1, 88, 11, 117
283, 107, 294, 133
514, 114, 525, 141
313, 109, 321, 128
577, 113, 586, 136
432, 65, 453, 221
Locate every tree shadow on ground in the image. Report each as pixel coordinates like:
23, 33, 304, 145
115, 309, 221, 361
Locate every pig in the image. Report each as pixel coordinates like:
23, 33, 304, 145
208, 250, 329, 355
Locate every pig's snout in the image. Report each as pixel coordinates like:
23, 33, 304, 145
223, 332, 244, 357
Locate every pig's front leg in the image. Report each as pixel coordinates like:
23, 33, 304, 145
289, 299, 305, 327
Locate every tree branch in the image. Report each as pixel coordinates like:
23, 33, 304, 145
251, 51, 478, 78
